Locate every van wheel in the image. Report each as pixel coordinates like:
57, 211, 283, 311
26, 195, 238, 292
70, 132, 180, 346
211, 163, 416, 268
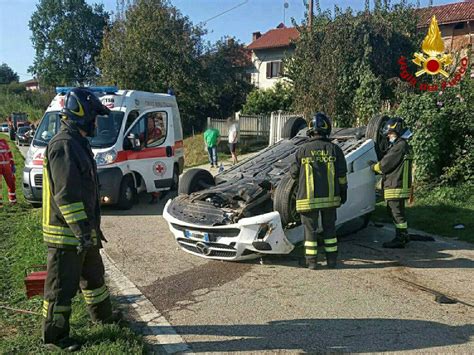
274, 174, 300, 227
171, 165, 179, 191
117, 175, 135, 210
178, 169, 214, 195
281, 117, 307, 139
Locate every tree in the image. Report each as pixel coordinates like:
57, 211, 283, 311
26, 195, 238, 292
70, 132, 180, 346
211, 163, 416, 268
242, 82, 294, 115
0, 63, 19, 84
99, 0, 251, 132
29, 0, 109, 86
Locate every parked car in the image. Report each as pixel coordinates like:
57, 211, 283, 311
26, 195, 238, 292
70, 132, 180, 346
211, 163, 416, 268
163, 115, 390, 261
16, 126, 31, 146
23, 86, 184, 209
0, 123, 9, 133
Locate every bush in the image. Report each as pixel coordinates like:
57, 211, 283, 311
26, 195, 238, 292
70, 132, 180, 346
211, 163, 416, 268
242, 82, 294, 115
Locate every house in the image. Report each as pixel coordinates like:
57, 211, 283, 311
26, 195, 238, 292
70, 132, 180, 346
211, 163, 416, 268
247, 24, 299, 89
417, 1, 474, 53
21, 78, 40, 91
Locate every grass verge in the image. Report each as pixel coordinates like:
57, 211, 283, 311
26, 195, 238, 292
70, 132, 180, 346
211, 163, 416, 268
371, 183, 474, 243
0, 135, 144, 354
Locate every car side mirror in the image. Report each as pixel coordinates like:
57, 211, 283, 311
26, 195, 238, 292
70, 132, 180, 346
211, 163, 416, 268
127, 133, 142, 151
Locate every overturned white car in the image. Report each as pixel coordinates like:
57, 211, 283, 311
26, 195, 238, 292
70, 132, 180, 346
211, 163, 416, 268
163, 116, 389, 261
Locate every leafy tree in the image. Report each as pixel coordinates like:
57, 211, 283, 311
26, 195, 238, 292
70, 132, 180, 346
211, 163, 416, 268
242, 82, 294, 115
99, 0, 251, 132
29, 0, 109, 86
287, 5, 419, 126
0, 63, 19, 84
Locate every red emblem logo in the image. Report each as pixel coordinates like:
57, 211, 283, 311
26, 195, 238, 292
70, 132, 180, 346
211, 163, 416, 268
153, 161, 167, 176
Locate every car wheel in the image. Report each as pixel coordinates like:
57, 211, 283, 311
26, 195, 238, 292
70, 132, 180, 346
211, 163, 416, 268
281, 117, 307, 139
366, 115, 391, 160
178, 168, 214, 195
117, 174, 135, 210
274, 174, 300, 227
31, 202, 42, 208
171, 165, 179, 191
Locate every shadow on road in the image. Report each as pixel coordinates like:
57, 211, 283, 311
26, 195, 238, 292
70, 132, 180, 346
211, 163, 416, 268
132, 318, 473, 353
101, 191, 177, 217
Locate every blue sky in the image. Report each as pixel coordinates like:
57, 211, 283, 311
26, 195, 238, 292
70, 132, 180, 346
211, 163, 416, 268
0, 0, 459, 81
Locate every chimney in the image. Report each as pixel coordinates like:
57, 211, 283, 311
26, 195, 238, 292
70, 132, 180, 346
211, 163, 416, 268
252, 31, 261, 42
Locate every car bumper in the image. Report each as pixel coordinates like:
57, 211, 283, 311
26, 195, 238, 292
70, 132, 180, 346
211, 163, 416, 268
163, 200, 295, 261
22, 166, 43, 203
97, 167, 123, 205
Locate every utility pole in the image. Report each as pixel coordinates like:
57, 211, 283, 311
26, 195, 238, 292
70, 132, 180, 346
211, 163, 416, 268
308, 0, 313, 30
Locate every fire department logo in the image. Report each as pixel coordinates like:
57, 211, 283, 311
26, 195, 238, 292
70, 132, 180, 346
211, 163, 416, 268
398, 15, 469, 92
412, 16, 452, 78
153, 161, 167, 176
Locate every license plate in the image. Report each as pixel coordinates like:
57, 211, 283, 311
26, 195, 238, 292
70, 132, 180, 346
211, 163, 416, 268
184, 230, 209, 242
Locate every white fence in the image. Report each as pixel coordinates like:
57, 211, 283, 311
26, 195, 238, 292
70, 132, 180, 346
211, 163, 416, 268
207, 111, 304, 146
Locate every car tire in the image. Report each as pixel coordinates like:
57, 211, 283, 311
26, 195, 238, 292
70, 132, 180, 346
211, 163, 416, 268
178, 168, 214, 195
273, 174, 300, 227
171, 165, 179, 191
117, 174, 135, 210
31, 202, 42, 208
281, 117, 307, 139
366, 115, 391, 160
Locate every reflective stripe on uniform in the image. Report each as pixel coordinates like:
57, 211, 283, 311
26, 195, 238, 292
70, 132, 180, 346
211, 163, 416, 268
403, 159, 409, 191
59, 202, 85, 215
324, 237, 337, 245
82, 285, 109, 305
296, 196, 341, 211
304, 241, 317, 247
304, 160, 314, 200
373, 162, 382, 174
63, 210, 88, 223
327, 161, 335, 200
325, 246, 338, 252
42, 300, 49, 317
305, 249, 317, 255
43, 233, 80, 246
395, 222, 408, 229
384, 188, 410, 199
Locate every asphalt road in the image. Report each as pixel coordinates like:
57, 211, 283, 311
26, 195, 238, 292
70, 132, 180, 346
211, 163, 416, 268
17, 141, 474, 353
101, 193, 474, 353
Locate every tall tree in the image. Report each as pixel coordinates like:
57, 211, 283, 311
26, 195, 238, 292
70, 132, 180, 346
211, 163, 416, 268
29, 0, 109, 86
0, 63, 19, 84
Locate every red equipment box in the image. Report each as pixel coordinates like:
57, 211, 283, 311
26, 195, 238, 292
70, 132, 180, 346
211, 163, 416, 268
24, 265, 47, 299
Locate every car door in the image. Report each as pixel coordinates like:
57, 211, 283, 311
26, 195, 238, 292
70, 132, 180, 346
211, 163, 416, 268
123, 108, 174, 192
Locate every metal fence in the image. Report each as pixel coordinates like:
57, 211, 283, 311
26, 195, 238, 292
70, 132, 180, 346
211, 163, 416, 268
207, 111, 303, 146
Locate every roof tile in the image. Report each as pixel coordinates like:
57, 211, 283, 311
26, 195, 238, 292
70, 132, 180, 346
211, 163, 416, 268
417, 1, 474, 27
247, 27, 299, 50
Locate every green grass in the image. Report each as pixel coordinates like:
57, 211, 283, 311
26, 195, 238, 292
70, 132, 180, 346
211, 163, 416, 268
372, 184, 474, 243
183, 133, 231, 168
0, 135, 145, 354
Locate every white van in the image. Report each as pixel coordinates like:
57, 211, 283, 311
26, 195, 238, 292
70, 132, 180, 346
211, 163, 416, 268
23, 87, 184, 209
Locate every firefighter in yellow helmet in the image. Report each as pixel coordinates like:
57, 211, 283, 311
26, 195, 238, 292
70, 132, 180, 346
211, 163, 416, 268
370, 117, 413, 248
290, 113, 348, 269
42, 88, 120, 351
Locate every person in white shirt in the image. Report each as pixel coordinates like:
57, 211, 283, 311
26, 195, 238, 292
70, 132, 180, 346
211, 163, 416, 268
227, 118, 238, 165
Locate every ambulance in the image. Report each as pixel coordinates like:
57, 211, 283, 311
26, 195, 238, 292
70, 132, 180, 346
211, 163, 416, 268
22, 87, 184, 209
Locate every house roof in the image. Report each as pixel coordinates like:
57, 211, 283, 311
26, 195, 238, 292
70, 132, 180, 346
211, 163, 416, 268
21, 78, 39, 85
417, 1, 474, 27
247, 27, 299, 50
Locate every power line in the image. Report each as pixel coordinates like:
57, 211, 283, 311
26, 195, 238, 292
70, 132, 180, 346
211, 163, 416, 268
201, 0, 249, 25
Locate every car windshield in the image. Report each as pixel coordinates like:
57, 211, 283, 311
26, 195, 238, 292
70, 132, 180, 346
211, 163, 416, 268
33, 111, 125, 148
18, 127, 30, 134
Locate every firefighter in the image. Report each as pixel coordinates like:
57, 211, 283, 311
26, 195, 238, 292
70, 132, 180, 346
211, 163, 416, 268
42, 88, 120, 352
290, 113, 348, 269
370, 117, 413, 248
0, 136, 16, 204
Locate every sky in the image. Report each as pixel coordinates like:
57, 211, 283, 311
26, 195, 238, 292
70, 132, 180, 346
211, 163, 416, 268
0, 0, 461, 81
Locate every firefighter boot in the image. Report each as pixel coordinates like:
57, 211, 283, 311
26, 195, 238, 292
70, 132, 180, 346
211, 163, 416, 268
44, 337, 81, 352
326, 252, 338, 269
306, 258, 318, 270
99, 310, 123, 325
383, 229, 409, 248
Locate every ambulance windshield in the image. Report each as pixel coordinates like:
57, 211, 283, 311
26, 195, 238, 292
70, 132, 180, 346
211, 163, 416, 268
33, 111, 125, 148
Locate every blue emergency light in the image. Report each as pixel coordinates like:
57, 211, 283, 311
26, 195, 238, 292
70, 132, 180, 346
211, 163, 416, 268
55, 86, 119, 95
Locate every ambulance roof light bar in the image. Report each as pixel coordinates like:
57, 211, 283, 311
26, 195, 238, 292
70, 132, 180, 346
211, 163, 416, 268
55, 86, 118, 95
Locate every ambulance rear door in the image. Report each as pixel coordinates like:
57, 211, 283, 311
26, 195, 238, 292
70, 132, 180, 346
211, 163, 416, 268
123, 107, 175, 192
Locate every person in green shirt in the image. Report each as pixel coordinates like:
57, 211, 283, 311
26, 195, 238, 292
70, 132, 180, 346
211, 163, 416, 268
204, 125, 220, 168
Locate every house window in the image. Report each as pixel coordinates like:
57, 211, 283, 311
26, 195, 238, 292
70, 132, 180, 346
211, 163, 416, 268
266, 61, 283, 78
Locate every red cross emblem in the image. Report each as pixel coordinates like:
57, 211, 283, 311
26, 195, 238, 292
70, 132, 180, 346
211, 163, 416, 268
153, 161, 167, 176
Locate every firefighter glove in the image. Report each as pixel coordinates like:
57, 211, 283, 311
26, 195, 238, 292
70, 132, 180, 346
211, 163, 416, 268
77, 235, 93, 255
340, 188, 347, 205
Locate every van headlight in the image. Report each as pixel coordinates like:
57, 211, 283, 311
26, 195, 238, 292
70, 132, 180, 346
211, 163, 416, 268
25, 148, 34, 166
95, 149, 118, 166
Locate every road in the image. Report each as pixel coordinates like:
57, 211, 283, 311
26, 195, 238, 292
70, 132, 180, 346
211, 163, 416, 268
17, 142, 474, 353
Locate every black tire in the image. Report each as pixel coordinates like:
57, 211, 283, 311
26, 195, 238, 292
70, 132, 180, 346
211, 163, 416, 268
171, 165, 179, 191
117, 174, 135, 210
273, 174, 300, 227
178, 168, 214, 195
31, 202, 42, 208
366, 115, 391, 160
281, 117, 307, 139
